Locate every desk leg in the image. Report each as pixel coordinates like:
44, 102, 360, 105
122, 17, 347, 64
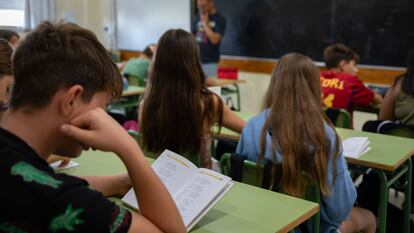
374, 169, 388, 233
234, 84, 241, 111
403, 159, 412, 233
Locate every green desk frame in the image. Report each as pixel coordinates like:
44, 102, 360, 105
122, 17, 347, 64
221, 84, 241, 111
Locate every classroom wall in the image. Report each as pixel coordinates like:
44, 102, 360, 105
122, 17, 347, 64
54, 0, 115, 48
116, 0, 191, 51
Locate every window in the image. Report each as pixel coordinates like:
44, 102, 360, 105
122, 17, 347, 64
0, 0, 26, 29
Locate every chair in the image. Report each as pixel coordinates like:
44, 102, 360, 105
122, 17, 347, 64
387, 127, 414, 139
127, 130, 201, 166
323, 108, 352, 129
220, 153, 320, 233
362, 120, 414, 139
221, 85, 241, 111
123, 73, 147, 87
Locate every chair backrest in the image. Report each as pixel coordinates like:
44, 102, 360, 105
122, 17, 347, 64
362, 120, 414, 139
127, 130, 201, 166
388, 127, 414, 138
220, 153, 264, 186
323, 108, 352, 129
220, 153, 320, 233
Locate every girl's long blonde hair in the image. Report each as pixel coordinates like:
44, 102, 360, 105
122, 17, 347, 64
259, 53, 340, 197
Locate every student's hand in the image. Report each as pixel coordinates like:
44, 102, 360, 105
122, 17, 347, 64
115, 173, 132, 196
82, 173, 132, 197
60, 108, 138, 156
200, 12, 209, 26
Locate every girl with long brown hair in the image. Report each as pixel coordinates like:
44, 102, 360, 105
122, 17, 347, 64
236, 53, 375, 233
139, 29, 245, 168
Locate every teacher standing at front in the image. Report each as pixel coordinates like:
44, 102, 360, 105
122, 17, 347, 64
193, 0, 226, 85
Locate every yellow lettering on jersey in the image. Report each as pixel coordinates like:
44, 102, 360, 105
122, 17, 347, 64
331, 79, 339, 89
323, 93, 335, 108
321, 78, 331, 88
320, 77, 344, 90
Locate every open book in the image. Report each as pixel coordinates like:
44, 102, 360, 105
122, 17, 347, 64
122, 150, 233, 231
342, 137, 371, 158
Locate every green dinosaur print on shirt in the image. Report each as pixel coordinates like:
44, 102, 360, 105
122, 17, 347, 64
0, 222, 27, 233
110, 207, 127, 233
49, 204, 84, 232
10, 161, 62, 188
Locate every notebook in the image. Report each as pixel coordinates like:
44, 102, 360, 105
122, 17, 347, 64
342, 137, 371, 158
122, 149, 233, 231
49, 160, 80, 170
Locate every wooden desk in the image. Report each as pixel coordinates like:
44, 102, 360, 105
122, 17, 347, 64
337, 128, 414, 171
213, 111, 254, 141
109, 85, 146, 111
213, 112, 414, 233
67, 150, 319, 233
337, 128, 413, 233
122, 85, 146, 97
213, 79, 246, 87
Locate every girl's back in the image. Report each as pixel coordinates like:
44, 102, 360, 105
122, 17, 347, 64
237, 53, 375, 233
139, 29, 223, 168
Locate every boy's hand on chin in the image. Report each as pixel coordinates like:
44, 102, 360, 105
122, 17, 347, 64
60, 108, 137, 156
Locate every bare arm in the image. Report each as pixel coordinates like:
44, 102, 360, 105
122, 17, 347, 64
205, 77, 217, 86
379, 82, 400, 121
203, 24, 222, 45
372, 92, 384, 108
212, 95, 245, 133
82, 173, 131, 197
61, 108, 186, 233
201, 13, 222, 45
222, 104, 245, 133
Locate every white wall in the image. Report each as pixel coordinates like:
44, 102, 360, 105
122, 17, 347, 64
116, 0, 191, 50
54, 0, 115, 48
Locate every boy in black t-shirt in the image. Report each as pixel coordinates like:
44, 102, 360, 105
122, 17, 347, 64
0, 22, 185, 233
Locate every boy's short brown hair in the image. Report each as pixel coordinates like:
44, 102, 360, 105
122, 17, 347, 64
0, 39, 12, 77
323, 43, 360, 69
11, 21, 122, 110
143, 44, 156, 59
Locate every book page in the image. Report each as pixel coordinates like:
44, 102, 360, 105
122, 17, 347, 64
342, 137, 370, 158
122, 150, 198, 209
173, 168, 232, 228
49, 160, 80, 170
151, 150, 198, 195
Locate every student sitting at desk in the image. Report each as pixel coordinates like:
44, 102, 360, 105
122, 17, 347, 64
0, 22, 185, 233
139, 29, 245, 169
379, 49, 414, 126
236, 53, 376, 233
0, 29, 20, 50
320, 43, 383, 117
122, 44, 156, 86
0, 39, 13, 120
0, 38, 74, 168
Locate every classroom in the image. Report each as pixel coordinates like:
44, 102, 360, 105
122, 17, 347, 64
0, 0, 413, 232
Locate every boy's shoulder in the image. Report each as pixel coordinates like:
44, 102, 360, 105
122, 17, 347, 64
0, 128, 132, 233
321, 70, 360, 81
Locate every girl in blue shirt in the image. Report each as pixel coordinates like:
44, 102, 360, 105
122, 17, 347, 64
236, 53, 376, 233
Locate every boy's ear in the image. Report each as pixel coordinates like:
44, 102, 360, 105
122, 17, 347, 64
59, 85, 84, 116
338, 60, 347, 70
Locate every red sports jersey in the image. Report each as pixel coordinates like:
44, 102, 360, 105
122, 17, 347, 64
320, 70, 374, 114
